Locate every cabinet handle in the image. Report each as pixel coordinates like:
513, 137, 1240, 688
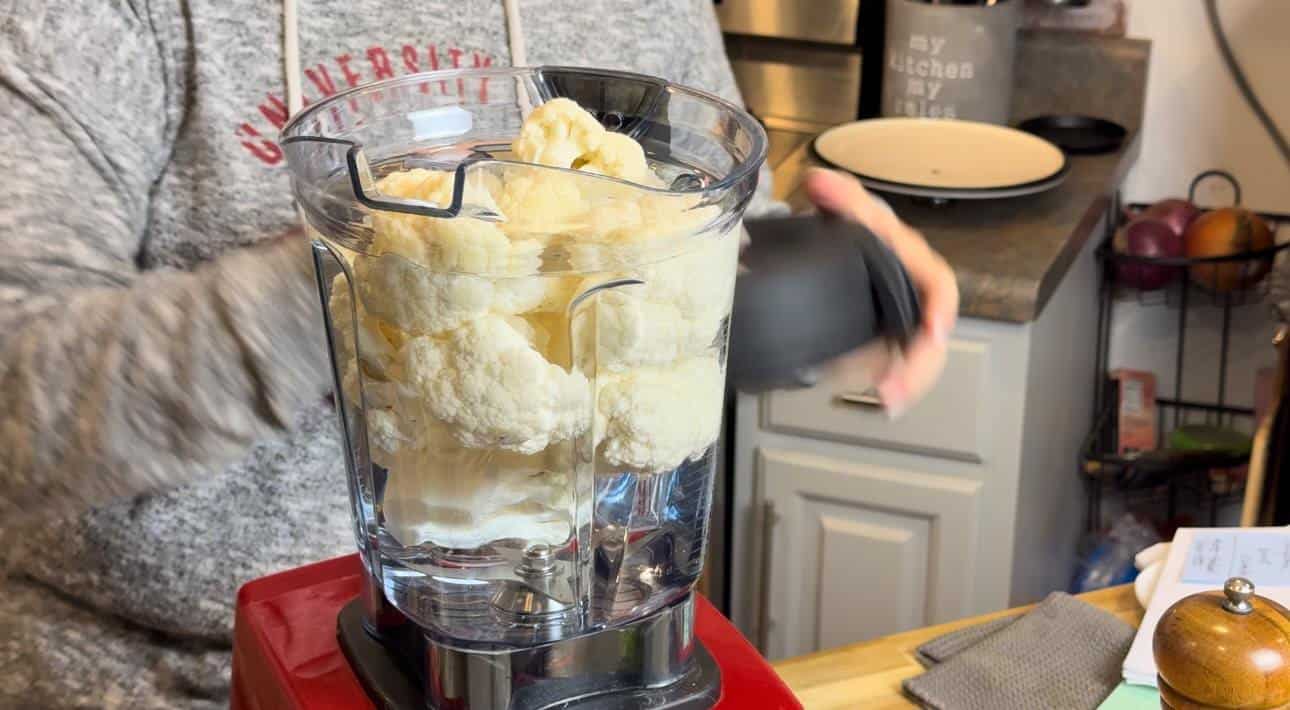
837, 388, 883, 409
756, 500, 779, 655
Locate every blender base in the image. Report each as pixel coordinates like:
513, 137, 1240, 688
231, 555, 801, 710
337, 596, 721, 710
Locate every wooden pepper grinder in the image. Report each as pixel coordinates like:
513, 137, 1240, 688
1154, 577, 1290, 709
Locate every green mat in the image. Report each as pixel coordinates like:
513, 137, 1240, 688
1098, 683, 1158, 709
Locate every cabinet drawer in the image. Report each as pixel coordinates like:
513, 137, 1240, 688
763, 338, 990, 461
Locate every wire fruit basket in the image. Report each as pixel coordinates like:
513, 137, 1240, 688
1082, 170, 1288, 530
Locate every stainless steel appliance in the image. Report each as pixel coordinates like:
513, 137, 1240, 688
714, 1, 885, 174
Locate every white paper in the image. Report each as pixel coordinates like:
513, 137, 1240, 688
1123, 527, 1290, 687
1181, 531, 1290, 586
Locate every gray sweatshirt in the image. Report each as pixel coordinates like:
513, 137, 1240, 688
0, 2, 777, 707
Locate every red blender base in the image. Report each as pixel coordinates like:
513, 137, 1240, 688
231, 555, 801, 710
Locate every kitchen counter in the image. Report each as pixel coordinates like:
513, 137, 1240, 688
770, 33, 1151, 323
771, 584, 1143, 709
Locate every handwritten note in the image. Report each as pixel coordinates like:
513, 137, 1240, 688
1181, 531, 1290, 586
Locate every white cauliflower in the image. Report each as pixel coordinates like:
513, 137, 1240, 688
327, 273, 398, 379
634, 224, 740, 328
494, 168, 588, 237
398, 315, 590, 454
596, 356, 725, 472
588, 288, 718, 371
574, 226, 739, 371
356, 253, 495, 336
362, 169, 564, 335
576, 131, 654, 185
512, 97, 606, 168
332, 98, 743, 551
368, 169, 514, 274
367, 408, 407, 456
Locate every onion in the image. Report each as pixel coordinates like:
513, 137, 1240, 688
1183, 207, 1274, 292
1142, 198, 1201, 238
1116, 217, 1183, 291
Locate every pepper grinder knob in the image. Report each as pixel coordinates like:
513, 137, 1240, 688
1223, 577, 1255, 615
1154, 576, 1290, 710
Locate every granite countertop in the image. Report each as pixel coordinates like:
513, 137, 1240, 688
772, 33, 1151, 323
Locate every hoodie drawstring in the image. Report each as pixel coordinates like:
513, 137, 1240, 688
503, 0, 527, 68
283, 0, 303, 117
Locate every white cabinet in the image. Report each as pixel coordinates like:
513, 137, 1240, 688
756, 448, 982, 659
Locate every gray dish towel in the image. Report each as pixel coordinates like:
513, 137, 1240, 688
903, 592, 1135, 710
913, 615, 1018, 668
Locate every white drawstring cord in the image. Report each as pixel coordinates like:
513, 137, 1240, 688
502, 0, 532, 115
283, 0, 303, 116
503, 0, 527, 68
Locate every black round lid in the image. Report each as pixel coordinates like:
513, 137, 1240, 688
727, 216, 922, 392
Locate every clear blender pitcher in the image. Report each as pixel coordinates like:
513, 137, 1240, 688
281, 67, 765, 656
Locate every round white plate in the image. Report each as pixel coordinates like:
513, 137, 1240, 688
1134, 560, 1163, 609
813, 118, 1069, 200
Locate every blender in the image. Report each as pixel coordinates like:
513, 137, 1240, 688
280, 66, 768, 709
261, 64, 920, 710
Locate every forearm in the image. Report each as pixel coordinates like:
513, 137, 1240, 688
0, 237, 330, 523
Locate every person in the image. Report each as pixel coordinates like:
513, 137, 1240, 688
0, 1, 957, 706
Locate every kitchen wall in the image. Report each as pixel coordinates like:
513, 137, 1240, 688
1122, 0, 1290, 211
1108, 0, 1287, 414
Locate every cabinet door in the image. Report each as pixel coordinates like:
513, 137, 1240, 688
756, 448, 983, 660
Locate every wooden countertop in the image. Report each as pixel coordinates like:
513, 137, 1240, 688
771, 585, 1143, 709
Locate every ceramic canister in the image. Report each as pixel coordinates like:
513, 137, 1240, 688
882, 0, 1021, 124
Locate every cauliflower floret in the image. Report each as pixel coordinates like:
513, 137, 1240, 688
494, 169, 588, 237
573, 226, 739, 371
512, 97, 606, 169
328, 273, 398, 378
596, 356, 725, 472
369, 167, 526, 274
399, 315, 590, 454
576, 132, 653, 185
367, 408, 407, 456
589, 288, 718, 371
636, 224, 740, 326
355, 254, 557, 338
363, 168, 565, 329
356, 253, 495, 336
376, 167, 455, 202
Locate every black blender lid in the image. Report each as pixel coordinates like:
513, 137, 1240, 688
727, 215, 921, 392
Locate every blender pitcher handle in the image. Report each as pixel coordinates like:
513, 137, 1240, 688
566, 277, 645, 615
